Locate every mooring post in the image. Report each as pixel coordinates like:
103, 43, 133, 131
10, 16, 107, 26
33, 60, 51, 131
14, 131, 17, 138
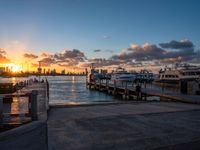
125, 82, 128, 98
99, 79, 101, 90
106, 79, 108, 90
162, 82, 164, 92
46, 79, 49, 110
124, 81, 128, 99
30, 90, 38, 121
94, 81, 96, 90
0, 96, 3, 124
144, 93, 147, 101
89, 82, 91, 89
114, 80, 116, 95
86, 74, 88, 88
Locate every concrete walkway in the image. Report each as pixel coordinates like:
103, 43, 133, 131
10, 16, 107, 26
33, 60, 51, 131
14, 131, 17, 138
48, 102, 200, 150
1, 83, 48, 150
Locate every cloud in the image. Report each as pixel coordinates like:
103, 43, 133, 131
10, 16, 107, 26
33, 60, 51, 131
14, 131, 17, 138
58, 62, 76, 67
40, 52, 49, 57
93, 49, 102, 52
24, 53, 38, 59
0, 48, 10, 63
102, 35, 112, 39
0, 48, 6, 55
38, 49, 87, 67
80, 39, 198, 69
110, 40, 197, 65
159, 39, 194, 49
111, 43, 164, 61
53, 49, 87, 65
93, 49, 115, 53
54, 49, 86, 61
87, 58, 121, 68
40, 57, 56, 66
0, 55, 10, 64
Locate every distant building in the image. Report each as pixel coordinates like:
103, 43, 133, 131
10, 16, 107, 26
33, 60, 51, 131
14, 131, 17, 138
5, 66, 10, 72
0, 67, 5, 74
43, 68, 46, 74
47, 69, 50, 74
38, 68, 42, 74
38, 61, 42, 75
61, 69, 65, 75
51, 69, 56, 75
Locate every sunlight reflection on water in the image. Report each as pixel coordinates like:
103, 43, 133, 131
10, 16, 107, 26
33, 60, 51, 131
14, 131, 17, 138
1, 76, 117, 114
46, 76, 117, 105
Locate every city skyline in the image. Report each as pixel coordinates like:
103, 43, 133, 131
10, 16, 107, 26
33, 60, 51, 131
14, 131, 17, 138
0, 0, 200, 73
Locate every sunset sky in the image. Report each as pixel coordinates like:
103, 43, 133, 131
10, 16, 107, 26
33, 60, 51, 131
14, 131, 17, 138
0, 0, 200, 73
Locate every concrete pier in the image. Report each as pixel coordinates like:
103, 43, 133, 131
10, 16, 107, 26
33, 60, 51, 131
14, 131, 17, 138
48, 102, 200, 150
0, 82, 49, 150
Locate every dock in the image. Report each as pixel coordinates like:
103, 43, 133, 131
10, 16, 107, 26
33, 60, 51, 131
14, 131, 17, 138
87, 80, 200, 104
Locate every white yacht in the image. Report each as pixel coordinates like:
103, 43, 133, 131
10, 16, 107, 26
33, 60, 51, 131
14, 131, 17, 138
157, 65, 200, 83
136, 70, 155, 82
111, 67, 136, 82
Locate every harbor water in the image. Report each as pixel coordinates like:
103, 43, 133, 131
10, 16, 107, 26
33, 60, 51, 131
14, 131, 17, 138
0, 76, 117, 105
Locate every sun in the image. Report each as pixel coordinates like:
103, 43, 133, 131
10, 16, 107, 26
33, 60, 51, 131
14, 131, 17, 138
5, 63, 23, 73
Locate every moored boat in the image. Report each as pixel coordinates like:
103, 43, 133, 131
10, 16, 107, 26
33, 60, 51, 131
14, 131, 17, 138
155, 65, 200, 84
136, 69, 155, 82
111, 67, 136, 82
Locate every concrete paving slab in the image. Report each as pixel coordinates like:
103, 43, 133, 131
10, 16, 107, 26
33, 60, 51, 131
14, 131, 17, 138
48, 102, 200, 150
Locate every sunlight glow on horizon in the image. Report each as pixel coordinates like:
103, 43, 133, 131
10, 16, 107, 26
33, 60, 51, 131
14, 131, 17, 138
5, 63, 23, 73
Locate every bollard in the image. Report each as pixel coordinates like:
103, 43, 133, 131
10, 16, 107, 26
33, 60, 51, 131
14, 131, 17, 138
0, 96, 3, 124
30, 90, 38, 121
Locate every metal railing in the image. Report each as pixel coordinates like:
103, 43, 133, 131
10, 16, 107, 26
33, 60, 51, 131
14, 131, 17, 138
0, 90, 38, 125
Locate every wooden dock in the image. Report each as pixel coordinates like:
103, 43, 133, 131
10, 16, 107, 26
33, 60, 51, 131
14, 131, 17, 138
87, 80, 200, 104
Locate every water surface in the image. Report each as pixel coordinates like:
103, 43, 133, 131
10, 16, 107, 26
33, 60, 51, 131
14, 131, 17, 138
0, 76, 117, 105
46, 76, 116, 105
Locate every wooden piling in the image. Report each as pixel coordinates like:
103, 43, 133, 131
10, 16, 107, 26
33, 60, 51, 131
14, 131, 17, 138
106, 79, 108, 89
99, 79, 101, 91
45, 79, 50, 110
113, 80, 116, 95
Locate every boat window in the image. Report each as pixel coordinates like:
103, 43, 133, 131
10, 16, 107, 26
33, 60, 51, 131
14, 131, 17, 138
175, 75, 178, 78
